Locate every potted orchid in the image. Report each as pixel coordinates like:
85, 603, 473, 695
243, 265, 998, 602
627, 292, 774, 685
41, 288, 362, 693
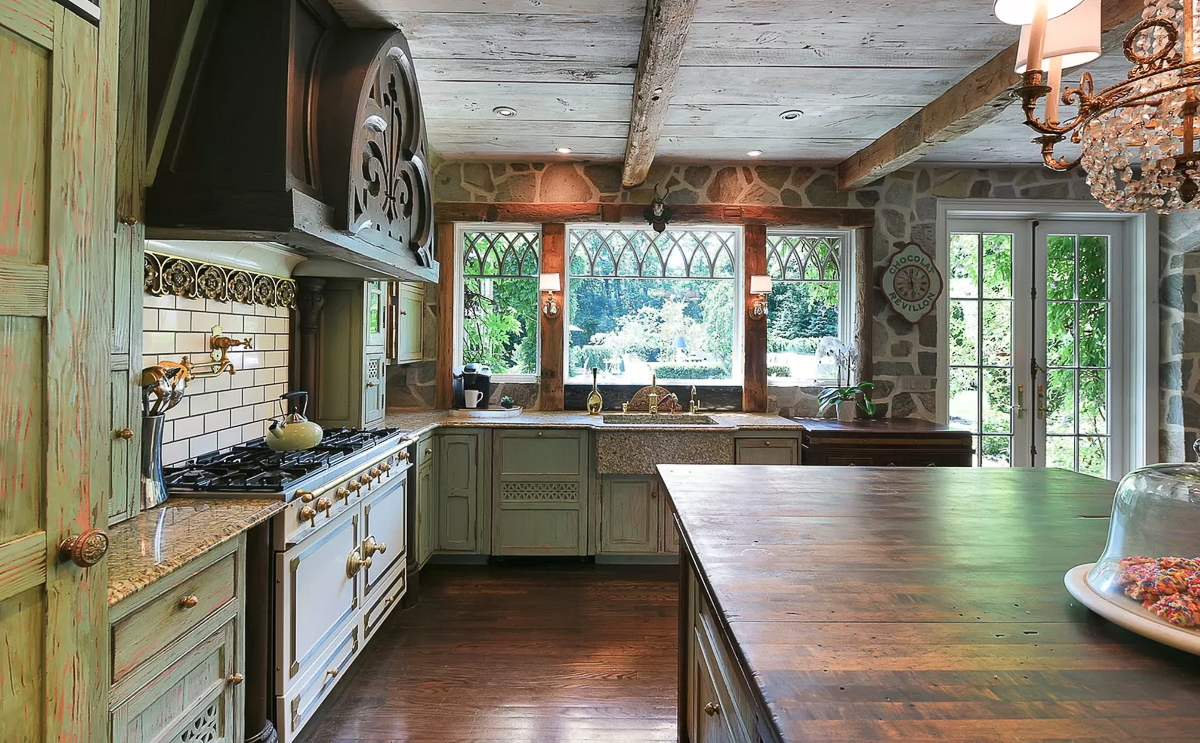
816, 338, 875, 422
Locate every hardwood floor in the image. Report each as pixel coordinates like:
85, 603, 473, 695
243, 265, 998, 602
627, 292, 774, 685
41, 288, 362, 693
300, 562, 680, 743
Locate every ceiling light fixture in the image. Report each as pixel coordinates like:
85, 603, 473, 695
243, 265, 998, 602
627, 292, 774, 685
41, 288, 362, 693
999, 0, 1200, 212
493, 106, 517, 118
746, 149, 763, 157
555, 146, 572, 154
779, 109, 804, 120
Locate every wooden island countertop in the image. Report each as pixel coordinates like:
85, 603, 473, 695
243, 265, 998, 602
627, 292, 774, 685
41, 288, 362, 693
659, 466, 1200, 743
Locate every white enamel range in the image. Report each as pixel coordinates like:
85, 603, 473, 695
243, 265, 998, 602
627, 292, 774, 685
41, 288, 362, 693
162, 427, 415, 741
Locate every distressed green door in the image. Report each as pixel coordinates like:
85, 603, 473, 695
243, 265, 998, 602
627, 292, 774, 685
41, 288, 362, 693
1, 1, 116, 740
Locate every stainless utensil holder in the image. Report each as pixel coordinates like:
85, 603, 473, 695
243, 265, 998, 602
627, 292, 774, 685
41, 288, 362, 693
142, 414, 169, 509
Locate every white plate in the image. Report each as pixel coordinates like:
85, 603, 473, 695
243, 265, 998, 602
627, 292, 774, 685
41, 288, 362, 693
1064, 563, 1200, 655
448, 406, 523, 418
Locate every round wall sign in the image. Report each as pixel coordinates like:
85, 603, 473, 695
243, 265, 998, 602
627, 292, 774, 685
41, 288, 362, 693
880, 241, 942, 324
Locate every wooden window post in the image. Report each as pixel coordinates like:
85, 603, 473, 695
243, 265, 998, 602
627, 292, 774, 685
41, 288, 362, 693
539, 224, 567, 410
435, 222, 455, 409
743, 225, 768, 412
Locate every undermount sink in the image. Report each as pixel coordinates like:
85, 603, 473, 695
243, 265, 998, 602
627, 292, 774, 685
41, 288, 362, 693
602, 413, 718, 425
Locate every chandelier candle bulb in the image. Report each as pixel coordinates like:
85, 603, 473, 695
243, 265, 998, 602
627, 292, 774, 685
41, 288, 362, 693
1027, 0, 1050, 75
1046, 55, 1063, 124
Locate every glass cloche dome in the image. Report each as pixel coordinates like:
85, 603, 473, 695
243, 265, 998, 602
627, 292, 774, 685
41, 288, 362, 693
1084, 462, 1200, 632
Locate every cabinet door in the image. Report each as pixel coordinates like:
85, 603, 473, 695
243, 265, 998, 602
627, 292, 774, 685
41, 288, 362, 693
393, 283, 424, 363
108, 367, 140, 524
416, 457, 435, 566
438, 434, 479, 552
599, 477, 659, 554
361, 479, 407, 602
662, 496, 680, 554
363, 353, 385, 426
364, 281, 387, 348
111, 617, 242, 743
692, 634, 734, 743
493, 430, 588, 556
735, 438, 799, 465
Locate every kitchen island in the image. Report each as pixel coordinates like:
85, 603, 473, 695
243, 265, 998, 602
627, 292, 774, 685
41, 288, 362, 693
660, 466, 1200, 743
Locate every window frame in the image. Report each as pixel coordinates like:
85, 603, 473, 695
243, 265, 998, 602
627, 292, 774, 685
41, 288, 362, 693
763, 228, 855, 387
453, 223, 543, 383
562, 223, 745, 387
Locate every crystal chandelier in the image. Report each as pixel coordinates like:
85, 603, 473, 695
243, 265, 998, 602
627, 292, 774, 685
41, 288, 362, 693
997, 0, 1200, 213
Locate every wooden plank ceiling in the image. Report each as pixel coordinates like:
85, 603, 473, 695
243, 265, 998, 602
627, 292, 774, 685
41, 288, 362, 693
329, 0, 1114, 170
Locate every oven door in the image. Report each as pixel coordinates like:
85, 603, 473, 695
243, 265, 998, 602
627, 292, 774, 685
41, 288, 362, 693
275, 503, 361, 693
360, 476, 407, 604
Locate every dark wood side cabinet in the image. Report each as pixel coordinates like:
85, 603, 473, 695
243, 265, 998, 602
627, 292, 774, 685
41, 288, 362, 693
798, 418, 973, 467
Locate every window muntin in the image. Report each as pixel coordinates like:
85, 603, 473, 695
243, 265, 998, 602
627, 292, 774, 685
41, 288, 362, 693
765, 232, 852, 385
456, 228, 541, 377
566, 226, 741, 385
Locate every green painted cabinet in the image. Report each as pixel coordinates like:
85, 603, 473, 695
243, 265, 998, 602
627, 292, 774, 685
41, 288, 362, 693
317, 280, 387, 428
492, 430, 589, 556
734, 437, 800, 465
438, 430, 488, 553
415, 434, 437, 567
599, 477, 660, 554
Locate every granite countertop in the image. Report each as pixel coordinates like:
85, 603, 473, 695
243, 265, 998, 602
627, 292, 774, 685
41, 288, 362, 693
382, 409, 809, 438
107, 497, 284, 607
657, 466, 1200, 743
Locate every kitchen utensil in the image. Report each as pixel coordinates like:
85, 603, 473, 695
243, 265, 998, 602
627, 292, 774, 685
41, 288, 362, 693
267, 391, 324, 452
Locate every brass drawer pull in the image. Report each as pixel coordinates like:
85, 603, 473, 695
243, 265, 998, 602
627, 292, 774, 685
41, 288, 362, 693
704, 701, 720, 717
227, 673, 244, 685
180, 594, 199, 609
424, 447, 432, 456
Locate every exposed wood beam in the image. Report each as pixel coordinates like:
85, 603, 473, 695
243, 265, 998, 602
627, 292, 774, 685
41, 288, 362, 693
622, 0, 698, 188
837, 0, 1144, 191
434, 222, 456, 410
742, 225, 767, 413
538, 224, 567, 411
436, 202, 875, 229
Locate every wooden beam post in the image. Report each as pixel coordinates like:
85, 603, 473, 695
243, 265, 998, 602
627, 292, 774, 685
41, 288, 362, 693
539, 224, 567, 410
836, 0, 1143, 190
743, 225, 767, 413
622, 0, 698, 187
435, 222, 455, 409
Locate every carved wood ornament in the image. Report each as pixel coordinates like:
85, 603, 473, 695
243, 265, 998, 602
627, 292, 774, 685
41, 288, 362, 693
317, 31, 435, 269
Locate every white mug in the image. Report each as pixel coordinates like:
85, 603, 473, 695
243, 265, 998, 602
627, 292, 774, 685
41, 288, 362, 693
464, 390, 484, 408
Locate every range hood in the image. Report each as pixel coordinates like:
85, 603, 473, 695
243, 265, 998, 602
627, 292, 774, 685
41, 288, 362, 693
145, 0, 436, 283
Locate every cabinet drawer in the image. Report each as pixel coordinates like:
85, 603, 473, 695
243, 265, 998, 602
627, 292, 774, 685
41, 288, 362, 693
735, 438, 799, 465
361, 479, 407, 600
111, 615, 241, 743
277, 506, 360, 690
363, 563, 407, 642
112, 549, 238, 682
278, 624, 359, 743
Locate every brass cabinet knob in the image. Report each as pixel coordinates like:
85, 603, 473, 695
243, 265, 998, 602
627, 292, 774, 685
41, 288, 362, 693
297, 490, 315, 503
299, 505, 317, 526
346, 481, 361, 493
764, 441, 771, 446
116, 428, 134, 440
704, 702, 720, 717
59, 528, 109, 568
424, 448, 432, 456
179, 594, 199, 609
335, 487, 351, 501
315, 497, 333, 514
366, 381, 377, 388
537, 431, 543, 437
227, 673, 244, 685
119, 214, 137, 226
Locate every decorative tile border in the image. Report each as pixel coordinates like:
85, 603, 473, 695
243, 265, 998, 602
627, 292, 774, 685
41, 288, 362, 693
145, 251, 297, 309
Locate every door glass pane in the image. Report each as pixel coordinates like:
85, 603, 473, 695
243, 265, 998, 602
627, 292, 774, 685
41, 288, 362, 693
982, 301, 1011, 365
1045, 368, 1076, 435
950, 300, 978, 365
982, 234, 1012, 298
982, 367, 1012, 434
1078, 236, 1108, 300
1078, 303, 1107, 367
1079, 369, 1108, 435
981, 436, 1011, 467
949, 367, 980, 433
1079, 436, 1107, 477
949, 233, 979, 298
1046, 435, 1076, 470
1046, 235, 1076, 300
1046, 302, 1076, 366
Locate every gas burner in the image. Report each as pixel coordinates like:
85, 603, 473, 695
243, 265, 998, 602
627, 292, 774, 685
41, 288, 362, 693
163, 427, 402, 493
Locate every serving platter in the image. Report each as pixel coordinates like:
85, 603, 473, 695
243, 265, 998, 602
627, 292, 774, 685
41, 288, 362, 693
1065, 563, 1200, 656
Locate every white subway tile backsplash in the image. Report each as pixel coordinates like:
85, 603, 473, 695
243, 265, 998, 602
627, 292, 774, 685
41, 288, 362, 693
147, 296, 291, 461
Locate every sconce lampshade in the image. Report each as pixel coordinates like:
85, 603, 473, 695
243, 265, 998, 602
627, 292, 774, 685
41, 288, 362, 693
749, 275, 773, 295
994, 0, 1085, 26
539, 273, 562, 293
1014, 0, 1100, 73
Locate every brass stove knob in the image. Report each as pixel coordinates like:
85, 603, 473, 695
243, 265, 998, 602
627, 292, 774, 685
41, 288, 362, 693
299, 506, 317, 526
398, 451, 409, 461
346, 481, 361, 493
315, 497, 333, 515
370, 467, 381, 479
297, 490, 315, 503
335, 487, 351, 501
380, 462, 392, 473
359, 474, 372, 486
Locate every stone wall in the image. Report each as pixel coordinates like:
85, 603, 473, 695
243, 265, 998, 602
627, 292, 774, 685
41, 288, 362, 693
1161, 212, 1200, 461
423, 161, 1094, 420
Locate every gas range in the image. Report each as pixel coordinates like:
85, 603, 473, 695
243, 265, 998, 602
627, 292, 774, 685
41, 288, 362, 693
162, 427, 410, 501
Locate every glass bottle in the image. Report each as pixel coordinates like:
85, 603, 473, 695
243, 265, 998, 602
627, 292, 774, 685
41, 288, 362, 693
586, 367, 603, 415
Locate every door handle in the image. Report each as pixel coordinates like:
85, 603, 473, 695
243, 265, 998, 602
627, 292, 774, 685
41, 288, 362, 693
1017, 385, 1026, 419
59, 528, 109, 568
1037, 384, 1046, 420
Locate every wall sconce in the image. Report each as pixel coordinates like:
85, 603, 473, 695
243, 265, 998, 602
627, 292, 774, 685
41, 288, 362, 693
540, 273, 562, 319
749, 275, 772, 319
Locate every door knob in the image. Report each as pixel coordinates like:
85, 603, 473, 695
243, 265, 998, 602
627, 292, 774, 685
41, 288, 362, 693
59, 528, 108, 568
227, 673, 244, 685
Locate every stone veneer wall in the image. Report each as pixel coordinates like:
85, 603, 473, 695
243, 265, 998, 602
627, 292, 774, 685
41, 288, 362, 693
416, 161, 1094, 420
1161, 212, 1200, 461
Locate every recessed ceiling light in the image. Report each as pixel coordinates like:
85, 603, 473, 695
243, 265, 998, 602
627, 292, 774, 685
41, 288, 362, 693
556, 146, 572, 154
779, 109, 804, 121
746, 149, 763, 157
493, 106, 517, 118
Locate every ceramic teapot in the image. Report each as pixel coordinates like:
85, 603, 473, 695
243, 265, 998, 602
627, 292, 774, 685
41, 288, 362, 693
267, 391, 324, 451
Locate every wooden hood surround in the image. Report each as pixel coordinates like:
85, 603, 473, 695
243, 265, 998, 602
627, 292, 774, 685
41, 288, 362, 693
145, 0, 436, 282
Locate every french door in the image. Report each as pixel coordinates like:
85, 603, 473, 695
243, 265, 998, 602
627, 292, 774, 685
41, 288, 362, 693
946, 218, 1125, 477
